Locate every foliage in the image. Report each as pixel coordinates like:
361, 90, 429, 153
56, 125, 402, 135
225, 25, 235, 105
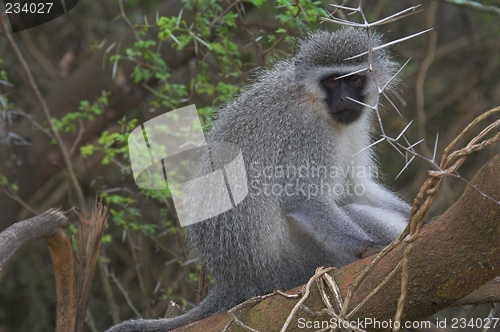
85, 0, 329, 237
52, 90, 110, 133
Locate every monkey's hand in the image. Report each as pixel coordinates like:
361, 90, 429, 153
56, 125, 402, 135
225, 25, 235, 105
283, 198, 377, 264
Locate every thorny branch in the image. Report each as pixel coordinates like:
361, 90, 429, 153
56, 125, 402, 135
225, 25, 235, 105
299, 2, 500, 332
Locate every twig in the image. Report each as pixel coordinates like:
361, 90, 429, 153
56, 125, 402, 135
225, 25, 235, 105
435, 0, 500, 16
415, 2, 438, 157
70, 119, 85, 156
280, 267, 336, 332
118, 0, 139, 40
223, 292, 279, 332
127, 234, 152, 315
12, 109, 54, 139
0, 185, 39, 215
110, 270, 143, 318
234, 0, 264, 63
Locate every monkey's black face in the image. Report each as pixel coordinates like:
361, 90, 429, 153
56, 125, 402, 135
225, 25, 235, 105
321, 74, 366, 125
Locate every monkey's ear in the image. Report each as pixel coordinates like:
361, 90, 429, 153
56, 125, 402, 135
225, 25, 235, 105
294, 57, 308, 82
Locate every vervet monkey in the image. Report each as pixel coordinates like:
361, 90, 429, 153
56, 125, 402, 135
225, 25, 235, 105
108, 27, 410, 332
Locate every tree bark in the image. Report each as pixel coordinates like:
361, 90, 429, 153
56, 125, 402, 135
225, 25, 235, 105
45, 227, 77, 332
172, 154, 500, 331
1, 158, 498, 331
0, 209, 76, 332
0, 208, 68, 269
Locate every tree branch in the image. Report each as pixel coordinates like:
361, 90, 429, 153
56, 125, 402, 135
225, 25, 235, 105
436, 0, 500, 16
456, 277, 500, 305
172, 154, 500, 331
0, 208, 68, 269
0, 202, 109, 332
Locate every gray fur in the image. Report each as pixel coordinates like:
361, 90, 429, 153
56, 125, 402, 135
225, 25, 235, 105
107, 27, 410, 332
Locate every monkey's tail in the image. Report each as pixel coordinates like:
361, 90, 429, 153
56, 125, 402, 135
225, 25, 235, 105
106, 288, 224, 332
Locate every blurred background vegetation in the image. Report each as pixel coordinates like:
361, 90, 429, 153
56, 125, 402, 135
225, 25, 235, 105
0, 0, 499, 331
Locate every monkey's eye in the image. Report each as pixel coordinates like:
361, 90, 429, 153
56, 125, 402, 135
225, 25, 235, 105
325, 76, 338, 86
346, 75, 360, 83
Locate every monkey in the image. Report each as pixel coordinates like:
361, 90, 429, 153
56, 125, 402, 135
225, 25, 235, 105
107, 27, 410, 332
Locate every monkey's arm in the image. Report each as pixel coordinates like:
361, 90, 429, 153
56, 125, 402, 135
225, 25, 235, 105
332, 180, 410, 243
284, 199, 377, 263
358, 180, 411, 216
343, 203, 407, 244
